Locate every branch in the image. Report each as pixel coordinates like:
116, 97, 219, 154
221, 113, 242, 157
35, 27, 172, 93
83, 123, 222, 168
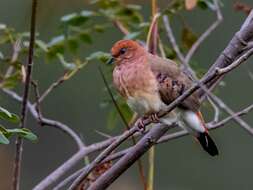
184, 0, 223, 64
68, 125, 140, 189
68, 37, 252, 189
87, 124, 175, 190
28, 9, 253, 189
2, 89, 85, 149
38, 73, 66, 103
199, 10, 253, 97
12, 0, 38, 189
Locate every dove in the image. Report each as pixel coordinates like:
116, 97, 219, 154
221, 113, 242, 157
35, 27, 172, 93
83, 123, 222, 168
108, 40, 218, 156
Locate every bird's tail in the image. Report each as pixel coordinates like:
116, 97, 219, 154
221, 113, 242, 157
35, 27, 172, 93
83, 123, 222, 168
196, 132, 218, 156
181, 110, 219, 156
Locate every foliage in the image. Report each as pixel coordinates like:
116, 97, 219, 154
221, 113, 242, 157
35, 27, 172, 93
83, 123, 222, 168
0, 106, 37, 144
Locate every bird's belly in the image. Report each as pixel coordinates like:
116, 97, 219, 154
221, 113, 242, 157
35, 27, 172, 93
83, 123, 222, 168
127, 94, 163, 116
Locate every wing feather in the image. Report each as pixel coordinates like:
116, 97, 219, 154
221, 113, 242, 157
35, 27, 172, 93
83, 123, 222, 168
148, 54, 200, 112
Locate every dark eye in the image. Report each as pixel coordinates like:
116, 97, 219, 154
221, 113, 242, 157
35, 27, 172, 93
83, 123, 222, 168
119, 47, 127, 55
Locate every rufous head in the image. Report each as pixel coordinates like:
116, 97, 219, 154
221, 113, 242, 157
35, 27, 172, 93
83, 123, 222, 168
107, 40, 146, 65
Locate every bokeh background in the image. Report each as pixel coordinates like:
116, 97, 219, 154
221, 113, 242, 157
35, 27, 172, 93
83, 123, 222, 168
0, 0, 253, 189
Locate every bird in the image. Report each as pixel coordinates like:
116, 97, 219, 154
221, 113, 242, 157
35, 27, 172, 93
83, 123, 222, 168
108, 39, 218, 156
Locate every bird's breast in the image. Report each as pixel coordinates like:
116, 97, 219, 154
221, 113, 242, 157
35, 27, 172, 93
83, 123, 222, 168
113, 60, 164, 115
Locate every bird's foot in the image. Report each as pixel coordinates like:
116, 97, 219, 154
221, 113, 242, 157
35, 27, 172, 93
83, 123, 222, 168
136, 118, 146, 133
149, 113, 160, 123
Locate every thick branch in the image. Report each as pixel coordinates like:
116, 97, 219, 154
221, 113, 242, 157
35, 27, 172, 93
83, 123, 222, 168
87, 124, 174, 190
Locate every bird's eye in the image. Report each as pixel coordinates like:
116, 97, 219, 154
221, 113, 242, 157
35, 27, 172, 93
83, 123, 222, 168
119, 47, 127, 55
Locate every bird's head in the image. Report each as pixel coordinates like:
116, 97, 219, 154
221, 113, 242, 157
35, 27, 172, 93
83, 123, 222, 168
107, 40, 146, 65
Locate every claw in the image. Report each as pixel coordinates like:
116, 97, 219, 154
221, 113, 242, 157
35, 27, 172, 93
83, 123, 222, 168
149, 113, 159, 123
136, 118, 146, 133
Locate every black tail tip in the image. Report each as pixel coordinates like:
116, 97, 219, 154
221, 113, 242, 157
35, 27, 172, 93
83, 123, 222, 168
197, 132, 219, 156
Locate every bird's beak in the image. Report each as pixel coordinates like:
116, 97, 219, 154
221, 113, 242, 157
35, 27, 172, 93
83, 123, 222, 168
107, 56, 115, 65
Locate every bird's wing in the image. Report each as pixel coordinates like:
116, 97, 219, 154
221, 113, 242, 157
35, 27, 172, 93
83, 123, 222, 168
148, 54, 200, 112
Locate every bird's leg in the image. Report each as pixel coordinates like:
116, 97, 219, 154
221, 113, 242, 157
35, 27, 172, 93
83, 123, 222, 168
148, 113, 160, 123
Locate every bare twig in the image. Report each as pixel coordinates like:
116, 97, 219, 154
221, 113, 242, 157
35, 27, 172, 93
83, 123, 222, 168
38, 73, 66, 103
5, 39, 22, 78
2, 89, 85, 149
68, 125, 140, 189
31, 81, 43, 125
208, 97, 220, 123
199, 10, 253, 97
162, 16, 185, 63
53, 169, 83, 190
12, 0, 38, 189
185, 0, 223, 64
113, 20, 130, 35
86, 124, 175, 190
32, 100, 253, 190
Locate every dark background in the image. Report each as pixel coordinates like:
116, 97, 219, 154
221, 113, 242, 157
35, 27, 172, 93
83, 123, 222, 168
0, 0, 253, 189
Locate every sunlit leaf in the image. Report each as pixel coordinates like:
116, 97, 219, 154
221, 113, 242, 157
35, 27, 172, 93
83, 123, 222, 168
0, 106, 20, 123
86, 51, 111, 63
7, 128, 38, 142
57, 54, 76, 70
61, 10, 95, 27
0, 132, 9, 144
48, 35, 65, 46
36, 40, 49, 52
123, 31, 141, 40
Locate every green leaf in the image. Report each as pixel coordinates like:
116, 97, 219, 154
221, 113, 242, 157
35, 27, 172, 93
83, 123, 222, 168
61, 10, 95, 27
86, 51, 111, 63
181, 26, 198, 50
0, 125, 8, 133
0, 132, 9, 144
80, 10, 95, 17
67, 38, 79, 52
0, 107, 20, 123
123, 31, 141, 40
197, 0, 208, 9
7, 128, 38, 142
79, 32, 92, 44
57, 54, 76, 70
36, 40, 49, 52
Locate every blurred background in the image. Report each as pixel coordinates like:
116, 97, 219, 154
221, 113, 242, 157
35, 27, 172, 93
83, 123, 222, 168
0, 0, 253, 189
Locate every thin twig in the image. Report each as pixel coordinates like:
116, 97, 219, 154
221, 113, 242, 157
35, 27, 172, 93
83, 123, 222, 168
38, 73, 66, 103
163, 16, 185, 63
5, 39, 22, 78
2, 89, 85, 149
31, 80, 43, 125
12, 0, 38, 189
185, 0, 223, 64
98, 66, 147, 189
86, 124, 175, 190
53, 169, 83, 190
68, 125, 140, 189
113, 20, 129, 35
